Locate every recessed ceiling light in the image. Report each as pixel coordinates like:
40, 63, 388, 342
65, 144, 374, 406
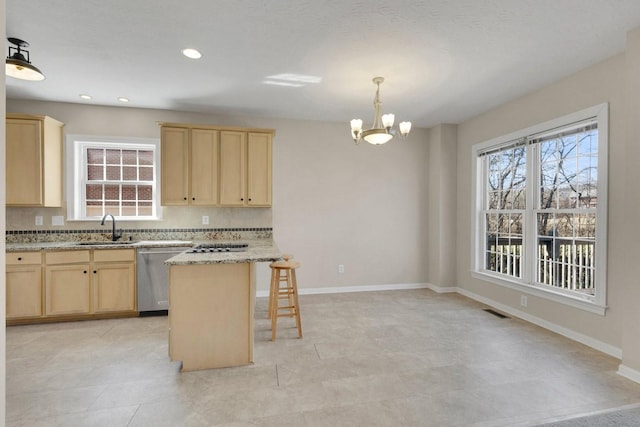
79, 94, 92, 100
118, 97, 129, 103
182, 48, 202, 59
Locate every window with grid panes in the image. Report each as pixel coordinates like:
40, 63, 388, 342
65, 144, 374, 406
472, 104, 608, 313
67, 137, 160, 220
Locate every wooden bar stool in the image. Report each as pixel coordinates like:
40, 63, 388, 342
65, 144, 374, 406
268, 255, 302, 341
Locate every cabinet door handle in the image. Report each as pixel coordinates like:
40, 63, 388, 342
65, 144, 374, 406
192, 197, 195, 200
17, 257, 22, 261
248, 198, 252, 201
93, 270, 97, 274
183, 197, 187, 200
240, 198, 244, 201
83, 270, 88, 274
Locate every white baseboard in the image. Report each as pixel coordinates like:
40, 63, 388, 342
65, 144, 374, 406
457, 287, 623, 359
256, 282, 429, 298
426, 283, 458, 293
618, 364, 640, 384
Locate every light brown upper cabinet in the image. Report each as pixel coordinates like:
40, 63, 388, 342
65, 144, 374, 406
161, 127, 219, 206
160, 123, 274, 207
219, 131, 272, 207
6, 114, 64, 207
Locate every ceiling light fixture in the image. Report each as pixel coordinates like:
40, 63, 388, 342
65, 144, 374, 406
350, 77, 411, 145
79, 94, 92, 100
118, 97, 129, 103
182, 48, 202, 59
5, 37, 45, 81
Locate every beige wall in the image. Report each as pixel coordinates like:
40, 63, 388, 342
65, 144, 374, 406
427, 124, 457, 288
456, 50, 627, 350
621, 28, 640, 374
6, 99, 431, 292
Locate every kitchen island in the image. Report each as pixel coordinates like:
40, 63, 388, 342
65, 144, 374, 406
165, 240, 281, 371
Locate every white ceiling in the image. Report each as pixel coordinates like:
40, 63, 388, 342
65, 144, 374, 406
6, 0, 640, 128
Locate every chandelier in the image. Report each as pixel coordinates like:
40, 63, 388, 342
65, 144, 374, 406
5, 37, 45, 81
350, 77, 411, 145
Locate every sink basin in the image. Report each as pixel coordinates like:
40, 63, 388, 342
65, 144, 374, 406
75, 241, 137, 246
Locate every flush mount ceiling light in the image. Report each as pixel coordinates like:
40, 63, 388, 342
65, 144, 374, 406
5, 37, 45, 81
350, 77, 411, 145
117, 97, 130, 103
263, 73, 322, 87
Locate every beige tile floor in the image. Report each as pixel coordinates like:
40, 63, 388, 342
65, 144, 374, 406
6, 289, 640, 426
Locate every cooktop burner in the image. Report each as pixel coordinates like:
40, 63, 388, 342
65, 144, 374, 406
187, 243, 249, 254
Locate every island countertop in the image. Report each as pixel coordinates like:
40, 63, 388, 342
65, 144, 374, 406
164, 239, 282, 265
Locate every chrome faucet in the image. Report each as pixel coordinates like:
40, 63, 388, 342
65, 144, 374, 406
100, 214, 122, 241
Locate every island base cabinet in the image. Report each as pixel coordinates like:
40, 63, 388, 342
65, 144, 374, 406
169, 262, 255, 371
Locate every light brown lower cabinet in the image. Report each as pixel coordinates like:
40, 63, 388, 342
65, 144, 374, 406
6, 248, 137, 325
45, 263, 92, 316
6, 252, 43, 320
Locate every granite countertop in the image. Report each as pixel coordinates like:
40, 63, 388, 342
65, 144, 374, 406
164, 239, 282, 265
6, 239, 282, 265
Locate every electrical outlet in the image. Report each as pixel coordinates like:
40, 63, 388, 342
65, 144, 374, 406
338, 264, 345, 274
521, 295, 528, 307
35, 216, 43, 226
202, 216, 210, 225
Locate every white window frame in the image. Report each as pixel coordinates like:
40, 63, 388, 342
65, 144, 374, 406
66, 135, 162, 221
471, 103, 608, 315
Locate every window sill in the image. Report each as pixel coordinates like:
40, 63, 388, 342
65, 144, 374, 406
471, 271, 607, 316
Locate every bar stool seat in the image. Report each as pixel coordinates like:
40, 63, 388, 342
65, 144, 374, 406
268, 254, 302, 341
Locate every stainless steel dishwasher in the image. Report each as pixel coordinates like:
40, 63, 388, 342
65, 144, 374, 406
136, 246, 192, 315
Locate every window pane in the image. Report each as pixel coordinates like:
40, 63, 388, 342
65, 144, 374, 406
86, 184, 102, 200
105, 149, 121, 165
86, 201, 103, 217
578, 131, 598, 155
87, 165, 104, 181
138, 185, 152, 201
122, 150, 137, 165
122, 202, 137, 216
540, 186, 558, 209
122, 185, 137, 201
139, 166, 153, 181
139, 203, 152, 216
87, 148, 104, 164
139, 150, 153, 166
104, 185, 119, 200
106, 166, 121, 180
576, 213, 596, 239
123, 166, 137, 181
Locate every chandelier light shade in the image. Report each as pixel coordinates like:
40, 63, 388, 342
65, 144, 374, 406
350, 77, 411, 145
6, 37, 45, 81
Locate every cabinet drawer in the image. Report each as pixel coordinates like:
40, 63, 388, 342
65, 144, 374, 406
7, 252, 42, 265
93, 248, 135, 263
45, 250, 91, 265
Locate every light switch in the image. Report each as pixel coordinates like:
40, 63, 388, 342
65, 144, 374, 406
202, 216, 210, 225
51, 216, 65, 226
35, 216, 44, 226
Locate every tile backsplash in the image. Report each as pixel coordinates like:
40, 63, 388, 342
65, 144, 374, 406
6, 227, 272, 244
